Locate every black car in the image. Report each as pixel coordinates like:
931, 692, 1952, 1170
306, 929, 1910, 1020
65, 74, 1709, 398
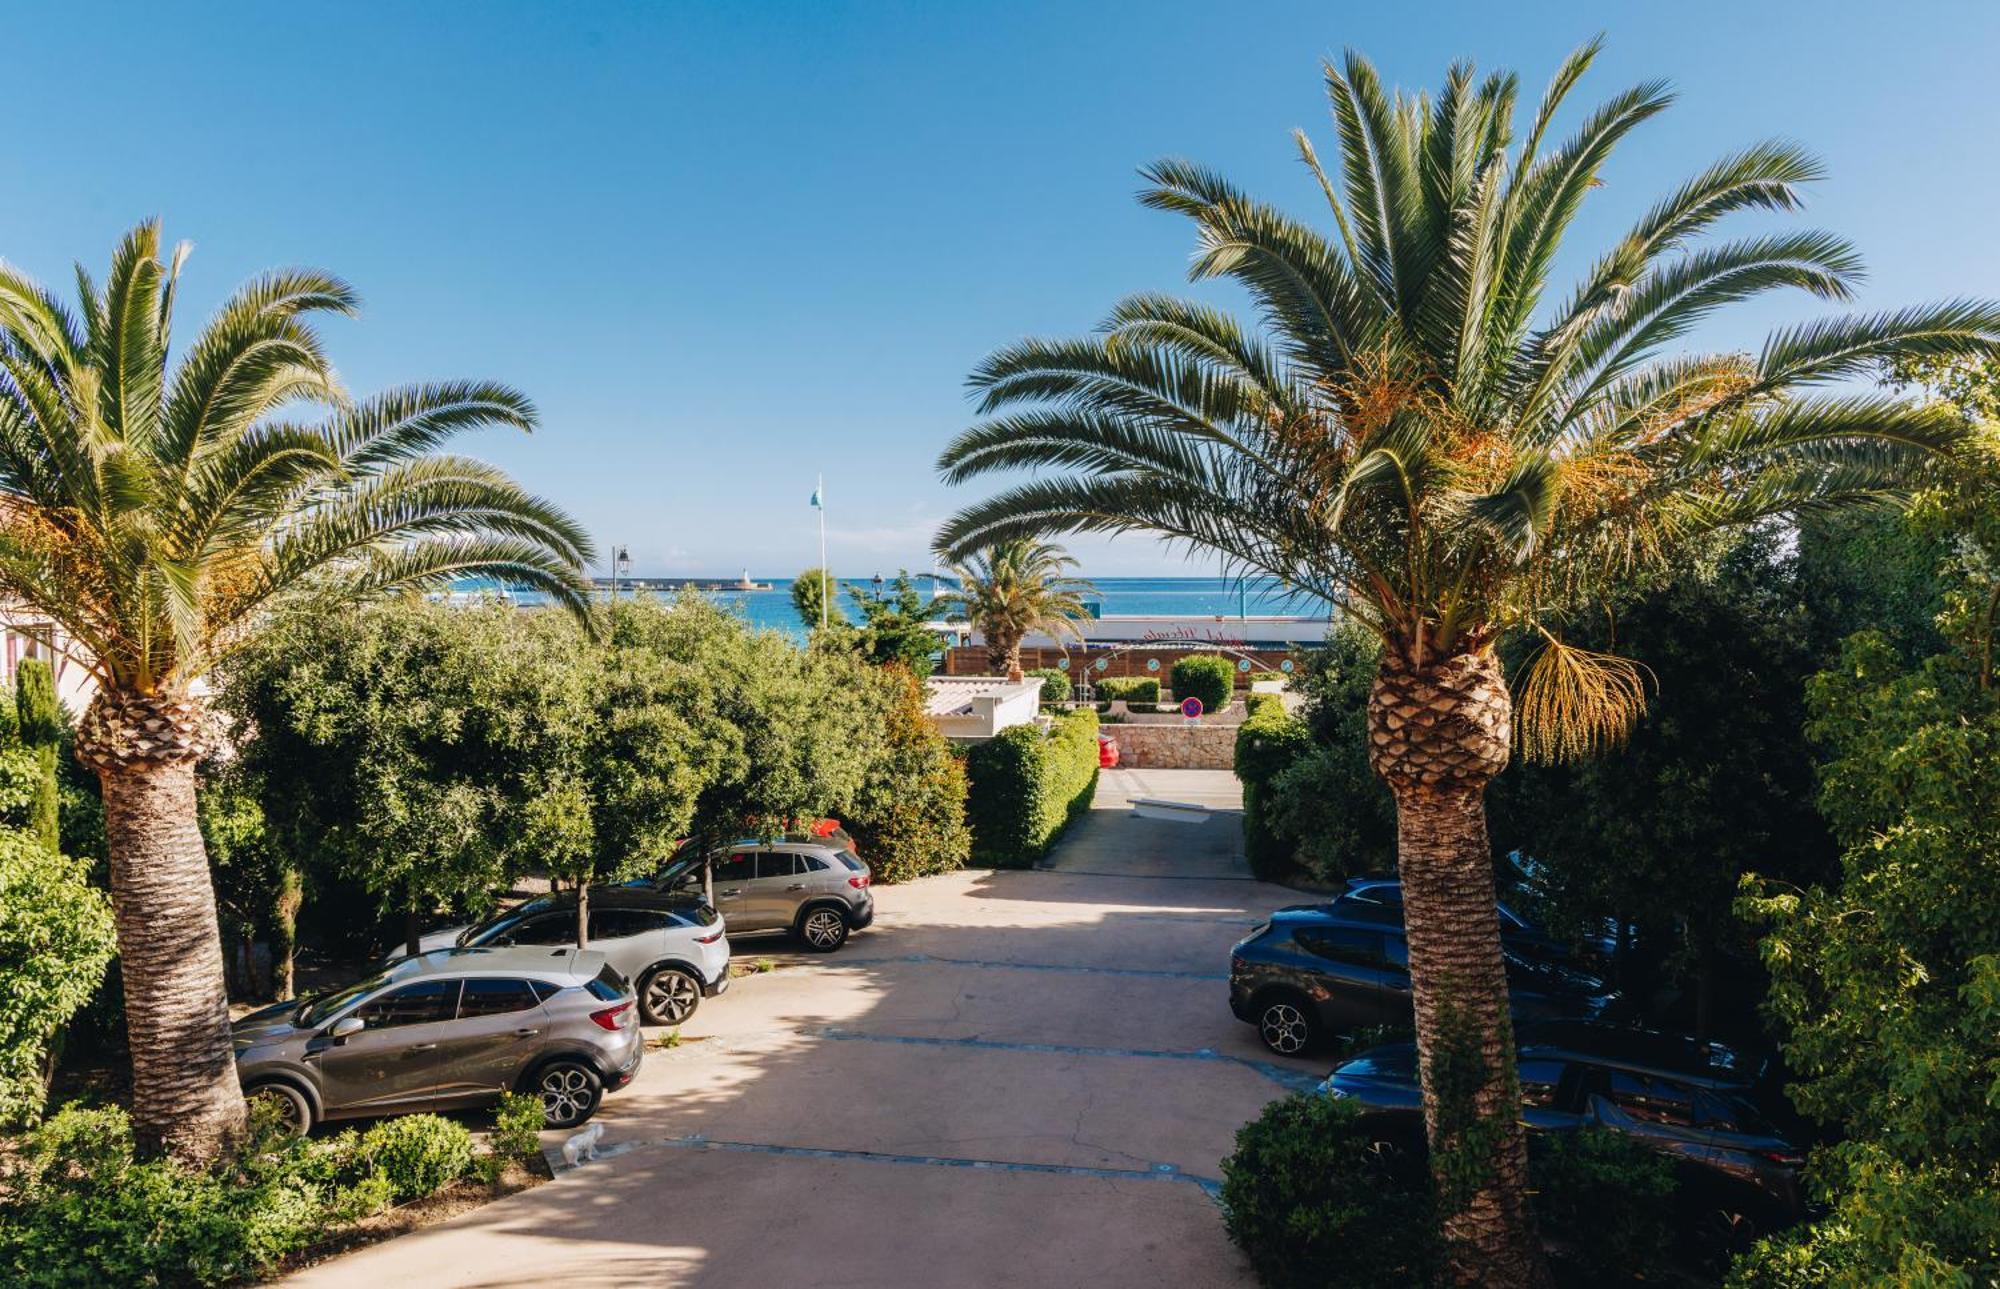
1320, 1022, 1805, 1235
1334, 877, 1613, 963
1229, 903, 1617, 1055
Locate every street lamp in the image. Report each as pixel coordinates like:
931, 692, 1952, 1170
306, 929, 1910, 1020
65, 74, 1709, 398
610, 545, 630, 602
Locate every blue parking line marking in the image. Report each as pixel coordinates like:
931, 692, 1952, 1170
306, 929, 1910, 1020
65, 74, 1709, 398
569, 1132, 1226, 1198
800, 1025, 1325, 1093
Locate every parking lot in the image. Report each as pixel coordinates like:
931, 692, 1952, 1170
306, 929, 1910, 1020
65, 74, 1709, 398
284, 770, 1315, 1287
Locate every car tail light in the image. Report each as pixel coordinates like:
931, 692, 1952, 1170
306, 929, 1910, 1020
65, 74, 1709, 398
695, 929, 724, 944
848, 875, 870, 889
589, 1001, 634, 1031
1757, 1149, 1805, 1167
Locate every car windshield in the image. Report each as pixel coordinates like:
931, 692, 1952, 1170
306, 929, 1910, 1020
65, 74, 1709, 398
298, 974, 389, 1027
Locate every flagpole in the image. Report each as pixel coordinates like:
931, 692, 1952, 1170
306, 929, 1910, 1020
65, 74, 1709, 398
817, 473, 827, 630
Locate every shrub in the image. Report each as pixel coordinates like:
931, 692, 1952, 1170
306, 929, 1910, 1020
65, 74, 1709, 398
1220, 1092, 1436, 1288
358, 1114, 475, 1201
1262, 744, 1398, 882
964, 708, 1099, 868
1233, 702, 1312, 880
14, 661, 60, 854
1169, 655, 1235, 711
489, 1090, 546, 1167
1093, 675, 1160, 704
845, 667, 972, 883
0, 830, 116, 1125
1027, 667, 1070, 706
1531, 1128, 1677, 1282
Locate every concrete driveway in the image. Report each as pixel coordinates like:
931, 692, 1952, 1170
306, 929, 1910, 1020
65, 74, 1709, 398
287, 769, 1317, 1288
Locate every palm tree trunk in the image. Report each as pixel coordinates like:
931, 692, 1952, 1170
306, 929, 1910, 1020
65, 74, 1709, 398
1003, 641, 1025, 682
96, 756, 246, 1161
1368, 650, 1547, 1287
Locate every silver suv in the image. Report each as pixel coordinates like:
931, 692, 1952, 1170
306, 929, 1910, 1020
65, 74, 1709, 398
232, 946, 642, 1133
404, 888, 730, 1025
655, 837, 874, 952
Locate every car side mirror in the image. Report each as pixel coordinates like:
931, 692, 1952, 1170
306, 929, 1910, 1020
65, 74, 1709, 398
329, 1016, 365, 1039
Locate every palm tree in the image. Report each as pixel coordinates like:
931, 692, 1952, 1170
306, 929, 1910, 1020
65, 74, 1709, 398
0, 222, 591, 1160
940, 539, 1094, 679
936, 43, 1998, 1284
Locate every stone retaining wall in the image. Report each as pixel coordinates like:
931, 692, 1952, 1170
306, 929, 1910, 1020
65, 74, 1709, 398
1102, 720, 1239, 769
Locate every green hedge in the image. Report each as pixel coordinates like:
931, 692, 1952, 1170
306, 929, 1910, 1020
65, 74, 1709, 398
1094, 676, 1159, 704
964, 709, 1100, 868
1234, 701, 1311, 881
1170, 655, 1236, 711
1026, 668, 1070, 706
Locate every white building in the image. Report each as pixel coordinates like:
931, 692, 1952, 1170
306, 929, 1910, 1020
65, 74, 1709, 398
923, 676, 1044, 742
0, 614, 97, 715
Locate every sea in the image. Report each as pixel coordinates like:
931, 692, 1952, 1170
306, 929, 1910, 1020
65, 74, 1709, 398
459, 575, 1328, 642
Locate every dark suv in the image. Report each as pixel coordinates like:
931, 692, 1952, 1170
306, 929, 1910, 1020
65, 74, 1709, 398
1321, 1023, 1804, 1233
1229, 903, 1617, 1055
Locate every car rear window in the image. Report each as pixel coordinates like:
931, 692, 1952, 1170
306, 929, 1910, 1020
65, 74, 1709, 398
834, 850, 864, 871
585, 964, 630, 1002
679, 903, 720, 928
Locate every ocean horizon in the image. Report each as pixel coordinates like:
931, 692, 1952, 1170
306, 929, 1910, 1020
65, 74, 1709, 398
456, 575, 1333, 640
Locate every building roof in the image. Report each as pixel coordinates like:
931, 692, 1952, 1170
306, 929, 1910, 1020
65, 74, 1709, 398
923, 676, 1040, 718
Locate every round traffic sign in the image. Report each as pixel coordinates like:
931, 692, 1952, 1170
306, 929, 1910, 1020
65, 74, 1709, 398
1180, 696, 1204, 719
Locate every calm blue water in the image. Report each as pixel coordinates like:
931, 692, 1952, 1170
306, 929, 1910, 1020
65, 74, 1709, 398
461, 576, 1326, 640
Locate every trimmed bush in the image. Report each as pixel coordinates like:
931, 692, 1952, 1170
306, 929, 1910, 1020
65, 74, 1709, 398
14, 662, 60, 854
358, 1114, 475, 1201
964, 708, 1099, 868
1531, 1128, 1677, 1282
1027, 667, 1070, 706
1169, 655, 1235, 711
1093, 675, 1160, 704
0, 1101, 481, 1287
0, 830, 115, 1125
1220, 1092, 1436, 1288
844, 668, 971, 883
1234, 702, 1311, 881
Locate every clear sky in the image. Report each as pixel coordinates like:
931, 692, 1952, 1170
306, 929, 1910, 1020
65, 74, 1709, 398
5, 2, 1997, 576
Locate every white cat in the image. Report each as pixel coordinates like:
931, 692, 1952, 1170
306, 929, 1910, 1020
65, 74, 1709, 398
561, 1122, 605, 1168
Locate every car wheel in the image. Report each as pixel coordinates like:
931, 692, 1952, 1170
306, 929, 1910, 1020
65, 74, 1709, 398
533, 1060, 603, 1129
640, 967, 701, 1026
246, 1081, 313, 1136
1256, 995, 1317, 1056
797, 906, 849, 953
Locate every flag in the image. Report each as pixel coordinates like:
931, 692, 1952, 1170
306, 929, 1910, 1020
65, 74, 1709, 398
810, 485, 823, 509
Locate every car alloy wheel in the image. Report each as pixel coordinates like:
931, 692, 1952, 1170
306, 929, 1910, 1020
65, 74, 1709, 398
800, 908, 848, 952
537, 1063, 599, 1127
1258, 1001, 1312, 1055
642, 969, 700, 1025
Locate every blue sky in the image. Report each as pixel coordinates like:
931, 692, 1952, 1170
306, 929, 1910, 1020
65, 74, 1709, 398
5, 2, 1997, 576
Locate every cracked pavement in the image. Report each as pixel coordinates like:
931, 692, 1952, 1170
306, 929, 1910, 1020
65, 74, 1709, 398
285, 770, 1319, 1288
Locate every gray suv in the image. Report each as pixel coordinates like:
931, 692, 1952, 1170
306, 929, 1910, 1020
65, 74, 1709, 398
232, 946, 642, 1133
654, 838, 874, 952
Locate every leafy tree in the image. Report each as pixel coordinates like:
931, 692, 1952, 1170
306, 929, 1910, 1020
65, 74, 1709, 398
790, 566, 846, 632
939, 540, 1094, 679
1734, 406, 2000, 1286
0, 223, 590, 1158
842, 667, 971, 882
13, 661, 59, 853
197, 767, 300, 1001
1487, 529, 1835, 1038
0, 828, 116, 1125
845, 572, 940, 675
934, 43, 1996, 1280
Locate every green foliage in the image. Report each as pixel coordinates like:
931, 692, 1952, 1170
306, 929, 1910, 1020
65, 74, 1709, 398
1026, 667, 1070, 706
0, 1101, 479, 1287
489, 1091, 545, 1166
200, 765, 302, 1000
1093, 675, 1159, 704
1219, 1092, 1436, 1289
1531, 1129, 1677, 1282
1233, 700, 1312, 881
790, 566, 847, 631
0, 831, 115, 1125
1168, 655, 1233, 711
358, 1114, 475, 1202
1488, 529, 1835, 1020
844, 572, 939, 675
12, 662, 59, 854
963, 709, 1099, 868
843, 667, 971, 883
1726, 1221, 1866, 1289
